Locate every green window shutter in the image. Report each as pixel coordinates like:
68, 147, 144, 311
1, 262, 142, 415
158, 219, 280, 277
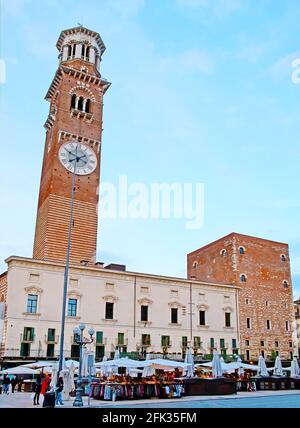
96, 331, 103, 343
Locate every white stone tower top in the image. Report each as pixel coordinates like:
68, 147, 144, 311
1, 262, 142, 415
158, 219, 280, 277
56, 26, 106, 73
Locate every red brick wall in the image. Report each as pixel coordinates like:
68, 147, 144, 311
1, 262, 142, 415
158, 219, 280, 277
33, 57, 108, 264
187, 233, 296, 361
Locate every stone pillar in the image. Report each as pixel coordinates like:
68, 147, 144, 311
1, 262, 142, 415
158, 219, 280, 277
75, 96, 79, 110
90, 47, 96, 64
75, 43, 81, 59
62, 45, 68, 62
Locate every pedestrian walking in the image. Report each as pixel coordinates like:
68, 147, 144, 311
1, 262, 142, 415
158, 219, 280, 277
2, 375, 10, 395
41, 374, 51, 396
55, 377, 64, 406
11, 376, 18, 393
17, 377, 23, 392
33, 375, 42, 405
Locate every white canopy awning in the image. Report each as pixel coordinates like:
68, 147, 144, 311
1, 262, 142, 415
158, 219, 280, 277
195, 361, 260, 373
0, 366, 40, 375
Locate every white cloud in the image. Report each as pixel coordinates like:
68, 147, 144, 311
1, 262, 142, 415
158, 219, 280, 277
160, 49, 216, 75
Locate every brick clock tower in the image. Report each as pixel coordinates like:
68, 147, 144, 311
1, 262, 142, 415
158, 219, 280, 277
33, 26, 110, 265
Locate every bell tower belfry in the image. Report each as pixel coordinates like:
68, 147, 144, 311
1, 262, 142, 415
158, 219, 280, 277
33, 26, 110, 265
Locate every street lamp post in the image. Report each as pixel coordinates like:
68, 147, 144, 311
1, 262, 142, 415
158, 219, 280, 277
58, 159, 77, 374
73, 324, 95, 407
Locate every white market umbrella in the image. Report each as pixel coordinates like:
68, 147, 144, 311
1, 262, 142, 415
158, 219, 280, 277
60, 367, 72, 401
114, 349, 120, 360
212, 350, 223, 378
274, 356, 283, 377
50, 362, 59, 391
95, 358, 148, 368
102, 355, 108, 362
147, 358, 190, 371
236, 356, 244, 376
20, 361, 54, 370
64, 360, 79, 369
82, 349, 89, 377
184, 348, 194, 377
257, 356, 269, 377
0, 366, 39, 375
290, 357, 300, 378
142, 366, 155, 377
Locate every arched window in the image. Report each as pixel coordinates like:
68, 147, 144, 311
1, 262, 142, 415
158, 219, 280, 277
86, 46, 90, 60
193, 261, 198, 269
68, 45, 72, 58
240, 274, 247, 283
72, 44, 76, 57
71, 94, 76, 109
78, 96, 84, 111
280, 254, 287, 262
283, 280, 289, 288
220, 249, 227, 257
85, 99, 91, 113
239, 246, 245, 255
81, 44, 85, 58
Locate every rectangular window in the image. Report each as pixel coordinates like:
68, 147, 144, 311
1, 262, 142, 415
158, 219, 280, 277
23, 327, 34, 342
266, 320, 271, 330
27, 294, 38, 313
194, 336, 201, 348
285, 321, 289, 331
245, 340, 250, 347
220, 338, 225, 349
261, 350, 265, 358
46, 344, 54, 358
260, 340, 265, 347
68, 298, 77, 317
142, 334, 150, 346
20, 343, 30, 357
105, 302, 114, 320
118, 332, 124, 345
96, 345, 105, 359
171, 308, 178, 324
161, 335, 170, 347
182, 336, 188, 347
47, 328, 55, 342
275, 341, 279, 348
232, 339, 237, 349
246, 350, 250, 361
96, 331, 103, 344
210, 338, 215, 348
289, 341, 293, 348
225, 312, 231, 327
199, 310, 206, 326
71, 344, 80, 359
246, 318, 251, 329
141, 305, 148, 322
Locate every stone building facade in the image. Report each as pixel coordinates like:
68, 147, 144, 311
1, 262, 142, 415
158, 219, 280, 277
1, 256, 239, 362
187, 233, 298, 361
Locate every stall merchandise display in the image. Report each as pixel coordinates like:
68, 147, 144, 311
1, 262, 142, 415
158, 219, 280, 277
91, 380, 185, 401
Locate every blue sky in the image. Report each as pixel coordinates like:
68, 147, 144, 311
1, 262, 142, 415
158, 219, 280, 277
0, 0, 300, 297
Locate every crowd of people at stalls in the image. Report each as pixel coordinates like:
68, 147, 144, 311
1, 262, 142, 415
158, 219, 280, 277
0, 373, 65, 406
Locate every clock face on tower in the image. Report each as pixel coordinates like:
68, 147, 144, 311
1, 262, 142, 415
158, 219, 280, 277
58, 141, 97, 175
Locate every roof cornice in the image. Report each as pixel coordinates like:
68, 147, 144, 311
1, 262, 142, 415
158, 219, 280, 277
56, 26, 106, 55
